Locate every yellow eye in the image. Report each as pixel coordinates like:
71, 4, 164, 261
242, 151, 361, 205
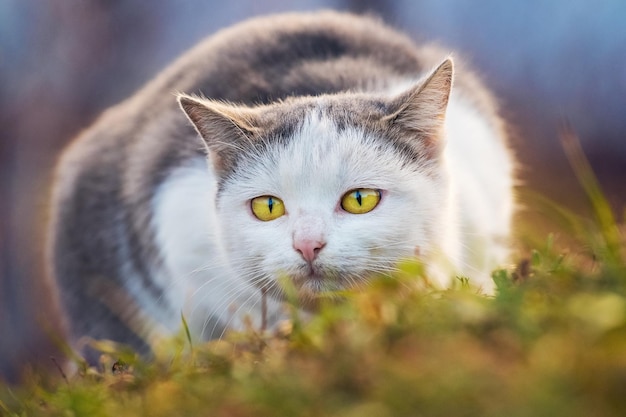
341, 188, 381, 214
251, 195, 285, 221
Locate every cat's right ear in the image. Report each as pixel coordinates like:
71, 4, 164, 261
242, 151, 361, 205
383, 58, 454, 158
178, 94, 262, 174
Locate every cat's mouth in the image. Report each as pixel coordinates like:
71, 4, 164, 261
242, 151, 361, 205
263, 265, 366, 311
259, 263, 362, 309
289, 265, 350, 302
295, 272, 329, 292
287, 274, 335, 311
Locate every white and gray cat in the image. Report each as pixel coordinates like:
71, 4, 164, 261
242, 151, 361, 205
48, 11, 514, 362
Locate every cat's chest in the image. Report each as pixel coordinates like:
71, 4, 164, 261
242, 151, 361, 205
151, 162, 277, 330
152, 161, 226, 303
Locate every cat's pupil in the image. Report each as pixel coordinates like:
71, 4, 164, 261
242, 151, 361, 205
268, 197, 274, 213
355, 191, 362, 206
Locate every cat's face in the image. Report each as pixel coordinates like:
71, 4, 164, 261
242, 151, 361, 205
180, 59, 453, 305
216, 111, 445, 304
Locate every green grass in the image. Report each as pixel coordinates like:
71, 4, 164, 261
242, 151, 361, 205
2, 133, 625, 417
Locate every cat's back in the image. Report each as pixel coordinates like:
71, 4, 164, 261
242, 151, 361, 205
141, 11, 439, 104
54, 11, 446, 187
55, 10, 499, 192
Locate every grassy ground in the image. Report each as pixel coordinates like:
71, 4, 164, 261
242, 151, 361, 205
2, 132, 625, 417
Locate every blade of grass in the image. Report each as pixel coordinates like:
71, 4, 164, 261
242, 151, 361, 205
0, 398, 10, 415
560, 123, 623, 264
181, 312, 193, 353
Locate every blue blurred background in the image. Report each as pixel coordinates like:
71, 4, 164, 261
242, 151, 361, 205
1, 0, 625, 381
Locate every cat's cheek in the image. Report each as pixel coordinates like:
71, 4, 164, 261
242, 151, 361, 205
236, 213, 293, 260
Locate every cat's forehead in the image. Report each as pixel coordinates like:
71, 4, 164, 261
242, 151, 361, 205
267, 95, 430, 169
226, 107, 427, 201
275, 94, 390, 129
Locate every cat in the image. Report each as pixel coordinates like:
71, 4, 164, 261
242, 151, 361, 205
47, 11, 514, 363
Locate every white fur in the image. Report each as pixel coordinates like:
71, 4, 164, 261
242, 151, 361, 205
153, 159, 285, 340
440, 91, 513, 292
153, 82, 512, 340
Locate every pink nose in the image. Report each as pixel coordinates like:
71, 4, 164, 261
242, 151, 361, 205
293, 239, 326, 263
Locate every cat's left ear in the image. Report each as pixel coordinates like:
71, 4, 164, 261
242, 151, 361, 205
383, 58, 454, 156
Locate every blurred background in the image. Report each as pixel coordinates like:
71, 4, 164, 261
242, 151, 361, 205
1, 0, 624, 381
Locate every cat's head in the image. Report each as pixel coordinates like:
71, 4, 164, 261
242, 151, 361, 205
179, 59, 453, 307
